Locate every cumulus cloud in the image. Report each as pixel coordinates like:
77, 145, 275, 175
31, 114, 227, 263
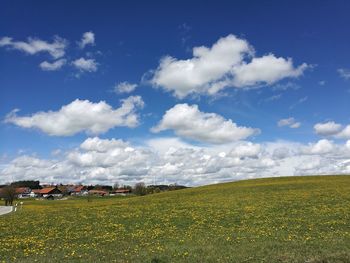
39, 59, 66, 71
150, 34, 308, 98
78, 31, 95, 49
5, 96, 144, 136
2, 137, 350, 186
72, 57, 98, 72
114, 82, 137, 94
151, 104, 259, 144
228, 142, 261, 158
336, 125, 350, 139
277, 117, 301, 128
0, 36, 67, 59
314, 121, 342, 136
301, 139, 335, 155
232, 54, 307, 87
313, 121, 350, 139
338, 68, 350, 80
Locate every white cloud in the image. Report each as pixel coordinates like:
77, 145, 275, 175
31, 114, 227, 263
150, 34, 308, 98
231, 54, 307, 87
336, 125, 350, 139
277, 117, 301, 128
72, 57, 98, 72
39, 59, 66, 71
346, 140, 350, 150
0, 36, 67, 59
228, 142, 261, 158
80, 137, 128, 152
2, 137, 350, 186
5, 96, 144, 136
78, 31, 95, 49
114, 82, 137, 94
313, 121, 350, 139
146, 137, 198, 154
314, 121, 342, 136
301, 139, 334, 155
151, 103, 259, 144
338, 68, 350, 80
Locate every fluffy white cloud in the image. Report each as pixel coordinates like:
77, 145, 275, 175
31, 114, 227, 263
150, 34, 308, 98
314, 121, 342, 136
301, 139, 334, 155
5, 96, 144, 136
346, 140, 350, 150
313, 121, 350, 139
78, 31, 95, 49
228, 142, 261, 158
114, 82, 137, 94
336, 125, 350, 139
39, 59, 66, 71
338, 68, 350, 80
232, 55, 307, 87
151, 104, 259, 144
2, 137, 350, 186
0, 36, 67, 59
146, 137, 198, 153
277, 117, 301, 128
72, 57, 98, 72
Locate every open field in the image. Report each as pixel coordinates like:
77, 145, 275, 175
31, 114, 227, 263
0, 175, 349, 262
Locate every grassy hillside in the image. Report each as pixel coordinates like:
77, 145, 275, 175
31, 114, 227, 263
0, 175, 349, 262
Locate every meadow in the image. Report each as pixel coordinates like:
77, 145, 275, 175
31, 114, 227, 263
0, 175, 349, 262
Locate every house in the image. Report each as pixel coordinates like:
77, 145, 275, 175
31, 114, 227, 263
32, 187, 62, 199
112, 189, 131, 196
88, 190, 108, 196
15, 187, 32, 198
71, 185, 88, 196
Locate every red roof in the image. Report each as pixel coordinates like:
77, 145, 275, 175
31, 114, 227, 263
73, 185, 86, 192
32, 187, 59, 194
40, 187, 57, 194
15, 187, 30, 194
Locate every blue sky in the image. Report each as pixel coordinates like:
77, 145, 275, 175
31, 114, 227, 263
1, 1, 350, 185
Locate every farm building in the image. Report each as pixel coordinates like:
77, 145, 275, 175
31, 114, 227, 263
71, 185, 88, 196
15, 187, 32, 198
32, 187, 62, 199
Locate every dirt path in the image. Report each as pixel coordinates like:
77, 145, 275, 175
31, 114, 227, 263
0, 206, 13, 216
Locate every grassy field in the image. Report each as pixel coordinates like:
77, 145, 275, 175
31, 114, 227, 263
0, 175, 349, 262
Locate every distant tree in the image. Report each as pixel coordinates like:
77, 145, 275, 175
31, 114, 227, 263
122, 185, 132, 191
113, 182, 119, 190
133, 182, 147, 196
0, 185, 16, 206
94, 185, 113, 191
11, 180, 41, 189
87, 185, 94, 191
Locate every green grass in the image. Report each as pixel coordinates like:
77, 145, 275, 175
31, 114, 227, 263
0, 175, 350, 262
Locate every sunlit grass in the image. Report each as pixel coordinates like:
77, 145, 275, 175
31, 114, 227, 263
0, 175, 349, 262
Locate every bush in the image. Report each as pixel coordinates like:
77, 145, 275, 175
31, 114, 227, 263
133, 182, 147, 196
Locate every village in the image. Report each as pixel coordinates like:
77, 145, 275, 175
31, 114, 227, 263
13, 185, 132, 199
0, 180, 188, 204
